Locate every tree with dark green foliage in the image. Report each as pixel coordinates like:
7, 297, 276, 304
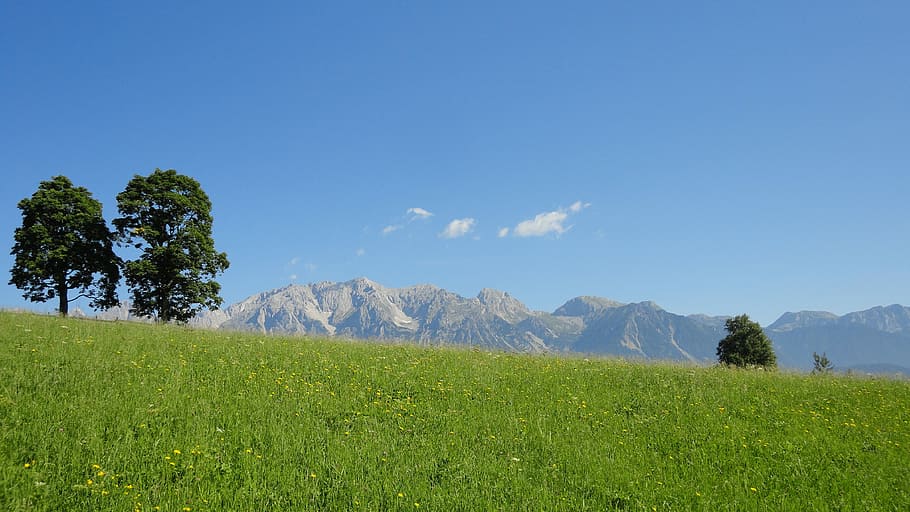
113, 169, 229, 323
716, 314, 777, 369
9, 175, 120, 316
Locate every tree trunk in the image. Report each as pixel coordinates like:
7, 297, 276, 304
158, 286, 169, 323
57, 279, 69, 317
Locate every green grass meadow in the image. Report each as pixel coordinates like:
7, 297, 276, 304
1, 311, 908, 510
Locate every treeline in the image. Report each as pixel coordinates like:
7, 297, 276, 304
8, 169, 229, 322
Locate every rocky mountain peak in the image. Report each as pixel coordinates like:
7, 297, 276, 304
477, 288, 506, 302
476, 288, 530, 323
840, 304, 910, 333
553, 296, 624, 318
767, 311, 838, 332
349, 277, 381, 292
628, 300, 664, 312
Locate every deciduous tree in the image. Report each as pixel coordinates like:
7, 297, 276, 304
9, 176, 120, 316
716, 314, 777, 369
114, 169, 229, 322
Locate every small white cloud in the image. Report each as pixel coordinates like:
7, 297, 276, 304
304, 263, 317, 272
406, 207, 434, 220
356, 248, 366, 257
497, 227, 510, 238
514, 210, 569, 237
440, 218, 476, 239
513, 201, 588, 238
382, 224, 402, 235
289, 273, 298, 281
568, 201, 591, 213
289, 256, 301, 266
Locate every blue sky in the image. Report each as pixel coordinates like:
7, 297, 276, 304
1, 1, 908, 325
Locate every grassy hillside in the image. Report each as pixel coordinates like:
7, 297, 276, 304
1, 312, 908, 511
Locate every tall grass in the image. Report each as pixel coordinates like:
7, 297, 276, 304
1, 311, 907, 510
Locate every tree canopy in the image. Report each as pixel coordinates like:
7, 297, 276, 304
9, 175, 120, 316
716, 314, 777, 369
114, 169, 229, 323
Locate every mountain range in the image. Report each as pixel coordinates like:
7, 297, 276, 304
765, 306, 910, 372
99, 277, 910, 374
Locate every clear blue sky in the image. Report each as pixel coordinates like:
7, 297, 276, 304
2, 1, 908, 325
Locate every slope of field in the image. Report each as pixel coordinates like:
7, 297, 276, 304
1, 312, 908, 510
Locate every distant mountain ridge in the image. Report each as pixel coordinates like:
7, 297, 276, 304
99, 277, 910, 373
189, 277, 728, 362
766, 304, 910, 372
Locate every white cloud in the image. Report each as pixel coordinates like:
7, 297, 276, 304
568, 201, 591, 213
304, 263, 317, 272
440, 218, 476, 239
381, 207, 435, 236
382, 224, 402, 235
406, 207, 434, 220
289, 273, 298, 281
497, 227, 510, 238
356, 248, 366, 257
513, 201, 589, 238
514, 210, 570, 237
289, 256, 301, 266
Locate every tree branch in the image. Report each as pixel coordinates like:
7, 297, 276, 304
68, 292, 90, 303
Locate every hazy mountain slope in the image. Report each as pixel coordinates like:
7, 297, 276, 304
766, 305, 910, 369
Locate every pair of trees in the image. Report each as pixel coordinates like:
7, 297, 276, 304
9, 170, 229, 322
